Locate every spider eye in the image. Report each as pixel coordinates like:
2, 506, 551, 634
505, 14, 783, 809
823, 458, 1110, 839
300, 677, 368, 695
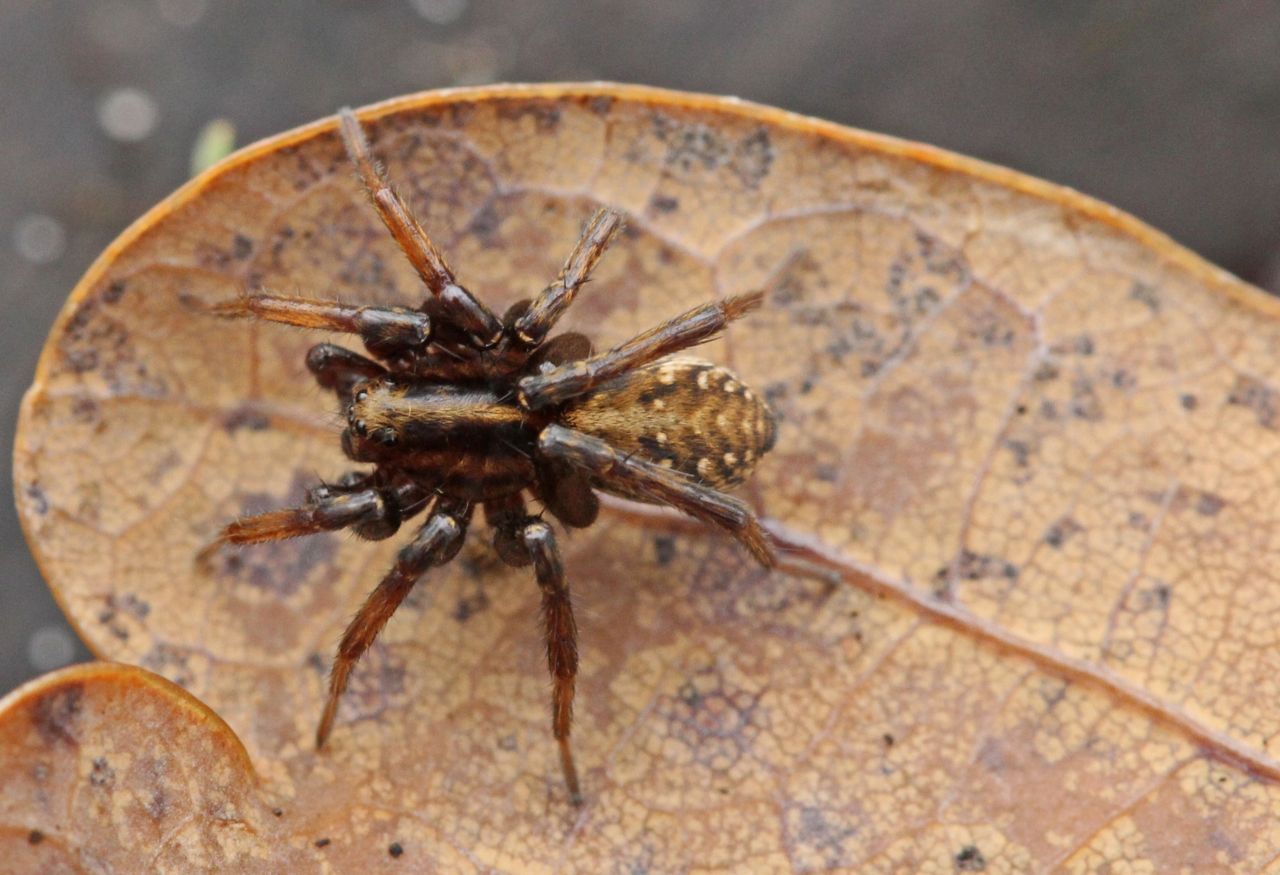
353, 419, 367, 437
355, 390, 367, 402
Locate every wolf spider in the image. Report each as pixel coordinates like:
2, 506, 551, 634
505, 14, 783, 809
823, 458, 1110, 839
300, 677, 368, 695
204, 108, 778, 804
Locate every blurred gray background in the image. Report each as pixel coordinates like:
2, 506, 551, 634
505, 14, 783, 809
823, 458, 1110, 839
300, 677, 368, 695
3, 1, 1279, 697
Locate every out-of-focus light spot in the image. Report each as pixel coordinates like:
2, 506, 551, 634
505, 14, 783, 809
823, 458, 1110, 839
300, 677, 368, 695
438, 37, 503, 86
156, 0, 208, 28
190, 118, 237, 176
410, 0, 468, 25
97, 87, 159, 142
28, 625, 76, 672
13, 214, 67, 265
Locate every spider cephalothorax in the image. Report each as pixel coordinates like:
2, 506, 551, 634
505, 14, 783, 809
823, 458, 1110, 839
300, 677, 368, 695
204, 108, 777, 805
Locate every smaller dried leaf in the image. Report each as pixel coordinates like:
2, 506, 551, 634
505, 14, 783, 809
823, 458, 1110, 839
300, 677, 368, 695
0, 663, 302, 871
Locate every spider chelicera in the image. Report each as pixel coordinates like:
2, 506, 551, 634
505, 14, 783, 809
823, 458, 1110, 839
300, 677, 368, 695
203, 107, 777, 804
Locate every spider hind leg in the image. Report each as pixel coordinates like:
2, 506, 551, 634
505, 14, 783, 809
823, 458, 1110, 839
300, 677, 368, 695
316, 497, 470, 749
486, 495, 583, 805
538, 424, 775, 567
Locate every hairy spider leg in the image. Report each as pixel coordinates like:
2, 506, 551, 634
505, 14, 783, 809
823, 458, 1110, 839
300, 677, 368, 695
517, 290, 765, 410
512, 207, 625, 347
197, 480, 430, 568
485, 496, 582, 804
538, 424, 776, 567
210, 294, 432, 361
523, 520, 581, 804
337, 107, 502, 348
316, 498, 470, 749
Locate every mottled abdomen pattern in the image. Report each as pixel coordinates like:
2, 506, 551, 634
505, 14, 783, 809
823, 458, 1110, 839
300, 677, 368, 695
564, 357, 776, 488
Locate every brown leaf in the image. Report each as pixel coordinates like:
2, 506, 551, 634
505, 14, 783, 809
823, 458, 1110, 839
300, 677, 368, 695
11, 83, 1280, 871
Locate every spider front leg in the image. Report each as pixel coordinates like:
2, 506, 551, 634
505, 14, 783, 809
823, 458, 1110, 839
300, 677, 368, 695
518, 291, 764, 410
486, 497, 582, 804
337, 108, 502, 348
512, 207, 624, 347
538, 424, 776, 567
316, 497, 470, 748
211, 294, 431, 361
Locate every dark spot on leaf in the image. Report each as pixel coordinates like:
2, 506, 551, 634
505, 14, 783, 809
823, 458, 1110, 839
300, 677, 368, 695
882, 733, 895, 747
1111, 369, 1136, 390
1196, 492, 1225, 516
970, 310, 1016, 347
665, 665, 763, 773
1129, 281, 1161, 312
1134, 582, 1172, 612
1074, 335, 1095, 355
141, 644, 196, 688
1180, 393, 1198, 411
800, 377, 815, 395
452, 590, 489, 623
654, 534, 677, 566
1003, 438, 1032, 467
232, 234, 253, 260
89, 756, 115, 788
947, 550, 1019, 586
102, 280, 127, 304
815, 464, 838, 482
272, 807, 283, 817
389, 842, 404, 858
33, 684, 83, 747
825, 335, 852, 362
65, 348, 99, 373
72, 397, 99, 423
730, 127, 773, 188
28, 830, 44, 845
955, 845, 987, 871
653, 116, 727, 174
147, 788, 168, 820
25, 483, 49, 515
224, 406, 271, 432
1034, 361, 1060, 382
1039, 680, 1069, 708
649, 194, 679, 214
1227, 376, 1278, 429
497, 734, 517, 751
587, 94, 614, 115
148, 449, 184, 485
791, 804, 857, 868
468, 202, 501, 242
314, 837, 331, 848
1044, 517, 1083, 548
1070, 377, 1104, 421
447, 101, 476, 127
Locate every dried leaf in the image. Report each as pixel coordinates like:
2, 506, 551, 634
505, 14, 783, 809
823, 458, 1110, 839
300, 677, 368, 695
11, 83, 1280, 871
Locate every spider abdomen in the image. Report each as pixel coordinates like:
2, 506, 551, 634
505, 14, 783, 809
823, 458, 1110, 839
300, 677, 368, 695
563, 357, 776, 488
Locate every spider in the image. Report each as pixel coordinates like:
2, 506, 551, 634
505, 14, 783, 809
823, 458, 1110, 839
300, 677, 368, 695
203, 108, 778, 805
